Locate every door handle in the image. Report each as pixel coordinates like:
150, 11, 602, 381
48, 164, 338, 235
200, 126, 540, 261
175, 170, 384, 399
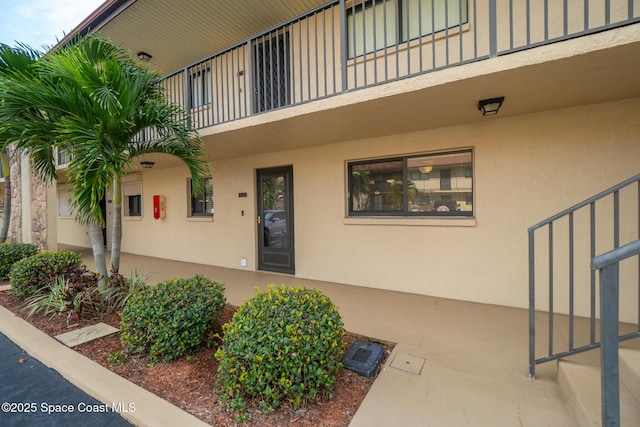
257, 216, 262, 224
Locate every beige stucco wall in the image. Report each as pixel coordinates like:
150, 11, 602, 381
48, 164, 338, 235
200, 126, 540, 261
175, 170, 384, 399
55, 97, 640, 321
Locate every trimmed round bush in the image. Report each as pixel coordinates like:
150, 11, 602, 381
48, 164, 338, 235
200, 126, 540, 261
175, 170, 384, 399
119, 275, 226, 364
215, 285, 346, 418
9, 250, 83, 297
0, 242, 39, 280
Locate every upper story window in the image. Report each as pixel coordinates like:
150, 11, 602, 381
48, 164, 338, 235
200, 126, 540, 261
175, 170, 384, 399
190, 177, 214, 217
57, 148, 73, 165
347, 0, 469, 58
348, 149, 473, 216
190, 67, 212, 108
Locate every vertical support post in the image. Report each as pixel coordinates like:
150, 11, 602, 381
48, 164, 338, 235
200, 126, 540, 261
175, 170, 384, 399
599, 263, 620, 427
183, 68, 192, 130
614, 190, 620, 249
548, 222, 554, 357
247, 40, 254, 115
489, 0, 497, 57
590, 202, 597, 344
528, 229, 536, 379
339, 0, 348, 93
569, 212, 575, 351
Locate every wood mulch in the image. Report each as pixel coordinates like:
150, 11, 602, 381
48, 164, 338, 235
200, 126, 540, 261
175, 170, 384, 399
0, 286, 392, 426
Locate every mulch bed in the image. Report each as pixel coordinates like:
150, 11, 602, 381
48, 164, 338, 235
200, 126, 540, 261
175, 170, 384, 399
0, 286, 393, 426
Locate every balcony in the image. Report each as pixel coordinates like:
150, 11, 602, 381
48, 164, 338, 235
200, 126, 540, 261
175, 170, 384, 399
100, 0, 640, 157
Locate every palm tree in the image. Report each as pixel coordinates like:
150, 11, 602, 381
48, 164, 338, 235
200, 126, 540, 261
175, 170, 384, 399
0, 148, 11, 242
0, 36, 210, 287
0, 43, 41, 244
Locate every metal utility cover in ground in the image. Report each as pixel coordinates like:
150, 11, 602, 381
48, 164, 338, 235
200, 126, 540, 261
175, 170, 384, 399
342, 340, 385, 379
390, 352, 425, 375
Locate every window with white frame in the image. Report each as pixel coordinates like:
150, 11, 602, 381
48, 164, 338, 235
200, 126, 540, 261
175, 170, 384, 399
348, 149, 473, 216
57, 188, 74, 217
347, 0, 469, 58
190, 67, 212, 108
189, 177, 214, 217
123, 182, 142, 217
57, 148, 73, 165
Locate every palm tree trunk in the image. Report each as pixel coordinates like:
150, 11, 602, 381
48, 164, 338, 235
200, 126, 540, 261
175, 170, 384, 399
110, 175, 122, 273
0, 149, 11, 243
89, 221, 108, 290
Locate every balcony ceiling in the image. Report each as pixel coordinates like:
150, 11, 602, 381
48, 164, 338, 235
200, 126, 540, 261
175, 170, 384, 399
87, 0, 330, 76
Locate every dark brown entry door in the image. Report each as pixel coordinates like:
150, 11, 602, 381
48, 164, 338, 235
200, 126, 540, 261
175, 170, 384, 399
257, 166, 294, 274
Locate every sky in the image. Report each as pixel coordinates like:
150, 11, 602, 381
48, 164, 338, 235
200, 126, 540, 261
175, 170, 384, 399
0, 0, 105, 50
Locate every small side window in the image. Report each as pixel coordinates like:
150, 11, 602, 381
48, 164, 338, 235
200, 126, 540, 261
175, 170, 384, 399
189, 177, 214, 217
123, 182, 143, 217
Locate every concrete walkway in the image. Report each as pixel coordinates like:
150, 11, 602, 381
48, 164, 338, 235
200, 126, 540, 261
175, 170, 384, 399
0, 246, 579, 426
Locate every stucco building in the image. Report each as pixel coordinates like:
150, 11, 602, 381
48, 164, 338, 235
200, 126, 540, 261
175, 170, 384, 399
7, 0, 640, 322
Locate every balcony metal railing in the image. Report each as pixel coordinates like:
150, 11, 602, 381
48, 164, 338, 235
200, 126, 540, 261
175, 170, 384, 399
528, 174, 640, 380
137, 0, 639, 137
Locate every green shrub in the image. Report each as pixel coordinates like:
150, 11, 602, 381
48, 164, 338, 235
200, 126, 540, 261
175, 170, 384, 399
119, 275, 226, 364
101, 268, 150, 312
22, 275, 70, 319
9, 250, 83, 297
215, 285, 346, 420
22, 274, 100, 321
0, 243, 39, 280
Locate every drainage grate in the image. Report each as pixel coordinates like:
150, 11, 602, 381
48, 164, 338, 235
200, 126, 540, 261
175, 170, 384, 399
342, 340, 385, 379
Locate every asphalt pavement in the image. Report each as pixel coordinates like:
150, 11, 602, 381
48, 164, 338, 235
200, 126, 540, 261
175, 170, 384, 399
0, 332, 131, 427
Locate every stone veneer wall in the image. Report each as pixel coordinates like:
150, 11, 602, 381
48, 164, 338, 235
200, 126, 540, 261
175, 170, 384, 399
8, 151, 48, 250
9, 149, 21, 244
31, 173, 47, 250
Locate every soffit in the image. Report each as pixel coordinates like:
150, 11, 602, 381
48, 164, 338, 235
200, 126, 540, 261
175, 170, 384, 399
94, 0, 329, 76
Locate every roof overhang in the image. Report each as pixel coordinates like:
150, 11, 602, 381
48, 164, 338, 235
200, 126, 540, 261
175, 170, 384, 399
61, 0, 331, 76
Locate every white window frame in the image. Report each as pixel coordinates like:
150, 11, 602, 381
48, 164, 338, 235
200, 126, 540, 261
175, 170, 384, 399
57, 187, 75, 217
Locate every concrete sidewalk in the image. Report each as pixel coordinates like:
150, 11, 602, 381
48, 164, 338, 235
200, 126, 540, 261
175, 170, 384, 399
0, 246, 578, 426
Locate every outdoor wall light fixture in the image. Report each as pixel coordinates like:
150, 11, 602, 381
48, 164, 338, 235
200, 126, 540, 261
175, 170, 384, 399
418, 166, 433, 174
477, 97, 505, 116
140, 161, 155, 169
137, 51, 152, 62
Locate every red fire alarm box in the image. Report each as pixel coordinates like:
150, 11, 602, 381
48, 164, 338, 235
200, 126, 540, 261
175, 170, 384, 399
153, 195, 165, 219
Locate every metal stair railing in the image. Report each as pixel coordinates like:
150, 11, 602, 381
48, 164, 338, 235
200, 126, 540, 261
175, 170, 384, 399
528, 174, 640, 380
592, 239, 640, 426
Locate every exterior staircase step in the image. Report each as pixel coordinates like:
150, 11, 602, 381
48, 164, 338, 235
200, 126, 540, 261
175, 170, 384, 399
620, 348, 640, 405
558, 360, 640, 427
